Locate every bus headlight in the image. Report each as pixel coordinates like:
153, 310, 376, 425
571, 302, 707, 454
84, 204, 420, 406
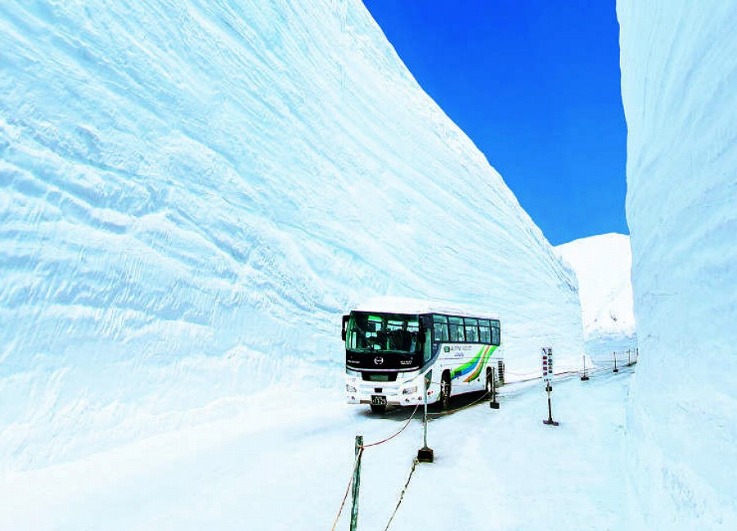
346, 384, 357, 393
402, 385, 418, 395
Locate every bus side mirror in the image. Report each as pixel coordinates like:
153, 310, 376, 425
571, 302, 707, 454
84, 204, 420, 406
341, 315, 349, 341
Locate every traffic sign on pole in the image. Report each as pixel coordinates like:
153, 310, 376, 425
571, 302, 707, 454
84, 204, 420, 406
542, 347, 559, 426
542, 347, 553, 383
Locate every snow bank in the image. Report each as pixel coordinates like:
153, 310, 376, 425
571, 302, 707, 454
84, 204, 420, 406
556, 233, 636, 359
618, 1, 737, 526
0, 0, 581, 470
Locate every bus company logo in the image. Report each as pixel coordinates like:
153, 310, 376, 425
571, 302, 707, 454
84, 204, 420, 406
374, 356, 384, 366
444, 346, 450, 353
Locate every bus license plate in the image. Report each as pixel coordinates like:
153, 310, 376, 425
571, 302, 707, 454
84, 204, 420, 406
371, 395, 387, 406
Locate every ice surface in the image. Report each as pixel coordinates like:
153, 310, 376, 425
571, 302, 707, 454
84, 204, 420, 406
619, 1, 737, 527
556, 233, 637, 359
0, 0, 582, 476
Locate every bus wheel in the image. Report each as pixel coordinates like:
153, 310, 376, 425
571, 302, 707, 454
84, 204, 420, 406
370, 404, 386, 414
440, 373, 451, 410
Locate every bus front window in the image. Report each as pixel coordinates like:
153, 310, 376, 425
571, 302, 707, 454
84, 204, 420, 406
346, 313, 420, 354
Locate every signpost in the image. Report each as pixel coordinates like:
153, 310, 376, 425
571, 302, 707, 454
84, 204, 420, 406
542, 347, 559, 426
542, 347, 552, 383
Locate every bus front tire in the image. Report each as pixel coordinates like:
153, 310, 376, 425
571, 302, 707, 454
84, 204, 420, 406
370, 404, 386, 414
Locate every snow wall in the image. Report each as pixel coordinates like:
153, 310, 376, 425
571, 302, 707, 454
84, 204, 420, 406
555, 233, 637, 360
0, 0, 582, 470
555, 233, 637, 367
618, 1, 737, 527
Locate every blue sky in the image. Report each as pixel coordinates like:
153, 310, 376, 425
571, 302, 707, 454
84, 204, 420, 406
363, 0, 627, 246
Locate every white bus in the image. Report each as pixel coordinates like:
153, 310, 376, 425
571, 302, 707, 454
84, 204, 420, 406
342, 299, 504, 413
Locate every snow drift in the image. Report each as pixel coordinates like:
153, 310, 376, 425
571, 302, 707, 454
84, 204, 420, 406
556, 233, 636, 359
0, 0, 581, 470
619, 1, 737, 527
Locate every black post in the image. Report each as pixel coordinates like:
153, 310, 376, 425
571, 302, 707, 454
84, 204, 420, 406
542, 383, 559, 426
613, 351, 619, 373
489, 367, 500, 409
627, 349, 632, 366
417, 372, 434, 463
580, 354, 589, 381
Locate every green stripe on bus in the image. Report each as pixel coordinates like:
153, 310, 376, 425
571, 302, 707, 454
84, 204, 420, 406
465, 345, 497, 382
450, 346, 486, 380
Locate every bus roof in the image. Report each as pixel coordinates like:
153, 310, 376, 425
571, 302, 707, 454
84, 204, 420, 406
353, 296, 500, 321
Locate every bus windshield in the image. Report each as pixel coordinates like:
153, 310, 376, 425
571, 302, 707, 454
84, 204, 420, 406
346, 312, 421, 354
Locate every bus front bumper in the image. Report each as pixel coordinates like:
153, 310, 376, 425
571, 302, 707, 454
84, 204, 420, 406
345, 378, 438, 407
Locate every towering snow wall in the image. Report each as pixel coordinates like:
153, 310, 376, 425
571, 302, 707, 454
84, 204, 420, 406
619, 1, 737, 527
0, 0, 581, 469
555, 233, 636, 359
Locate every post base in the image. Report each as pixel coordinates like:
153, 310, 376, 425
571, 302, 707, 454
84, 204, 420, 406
489, 401, 500, 409
613, 368, 619, 373
543, 419, 560, 426
417, 446, 434, 463
580, 375, 589, 381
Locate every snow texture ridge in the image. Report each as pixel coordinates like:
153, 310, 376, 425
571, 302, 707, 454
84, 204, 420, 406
619, 0, 737, 527
0, 0, 582, 471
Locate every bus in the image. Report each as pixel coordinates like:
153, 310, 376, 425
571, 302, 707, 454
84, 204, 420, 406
342, 299, 504, 413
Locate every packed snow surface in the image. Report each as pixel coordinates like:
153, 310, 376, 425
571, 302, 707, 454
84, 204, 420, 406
0, 0, 581, 484
555, 233, 636, 357
0, 369, 636, 530
619, 0, 737, 527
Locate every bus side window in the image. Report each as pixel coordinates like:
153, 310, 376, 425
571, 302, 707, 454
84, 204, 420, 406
448, 316, 465, 342
432, 315, 449, 343
478, 319, 491, 343
464, 318, 479, 342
